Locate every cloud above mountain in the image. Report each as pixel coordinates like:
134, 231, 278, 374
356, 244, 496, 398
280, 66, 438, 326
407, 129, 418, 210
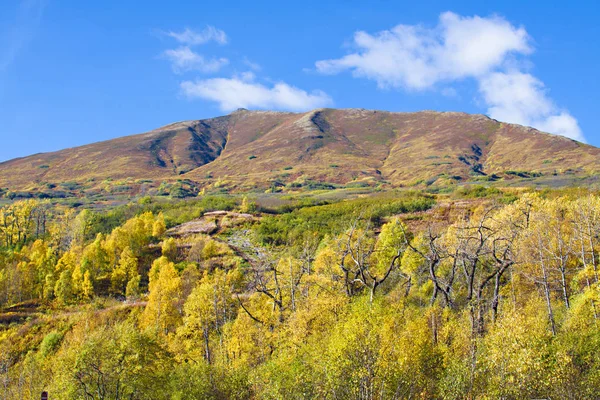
160, 26, 332, 112
479, 71, 583, 141
315, 12, 584, 142
161, 27, 229, 74
180, 72, 332, 112
163, 47, 229, 73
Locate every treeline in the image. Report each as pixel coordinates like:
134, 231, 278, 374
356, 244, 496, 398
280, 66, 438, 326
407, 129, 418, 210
1, 192, 600, 399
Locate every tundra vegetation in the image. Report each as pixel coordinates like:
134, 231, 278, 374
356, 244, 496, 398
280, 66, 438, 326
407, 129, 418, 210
1, 188, 600, 399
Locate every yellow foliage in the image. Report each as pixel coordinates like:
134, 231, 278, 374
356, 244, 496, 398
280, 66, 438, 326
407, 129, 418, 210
140, 258, 182, 334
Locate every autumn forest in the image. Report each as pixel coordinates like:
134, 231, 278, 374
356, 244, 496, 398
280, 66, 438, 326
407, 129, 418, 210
0, 188, 599, 399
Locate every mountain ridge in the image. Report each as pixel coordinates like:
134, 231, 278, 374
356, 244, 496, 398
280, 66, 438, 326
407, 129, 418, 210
1, 108, 598, 193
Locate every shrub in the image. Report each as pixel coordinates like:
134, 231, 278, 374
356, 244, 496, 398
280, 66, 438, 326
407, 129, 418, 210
455, 185, 501, 198
40, 331, 63, 357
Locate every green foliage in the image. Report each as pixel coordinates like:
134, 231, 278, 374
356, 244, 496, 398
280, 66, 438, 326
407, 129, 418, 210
40, 331, 64, 357
58, 181, 81, 191
505, 169, 543, 178
170, 182, 195, 198
256, 193, 434, 246
125, 273, 141, 299
54, 270, 74, 305
138, 195, 153, 204
239, 195, 257, 213
455, 184, 502, 198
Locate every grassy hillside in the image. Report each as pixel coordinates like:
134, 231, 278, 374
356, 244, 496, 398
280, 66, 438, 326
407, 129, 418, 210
0, 116, 230, 190
1, 108, 599, 198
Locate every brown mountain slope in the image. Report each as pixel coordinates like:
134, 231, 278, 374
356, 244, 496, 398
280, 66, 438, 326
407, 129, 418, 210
1, 108, 599, 192
0, 116, 230, 189
184, 108, 600, 188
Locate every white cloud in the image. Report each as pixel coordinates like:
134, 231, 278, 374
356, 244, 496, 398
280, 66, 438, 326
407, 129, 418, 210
180, 73, 332, 112
166, 26, 228, 45
163, 46, 229, 73
316, 12, 530, 90
315, 12, 584, 141
479, 72, 584, 141
243, 57, 261, 71
160, 26, 329, 112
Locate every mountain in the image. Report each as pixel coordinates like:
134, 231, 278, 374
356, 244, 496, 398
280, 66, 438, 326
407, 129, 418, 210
1, 108, 599, 194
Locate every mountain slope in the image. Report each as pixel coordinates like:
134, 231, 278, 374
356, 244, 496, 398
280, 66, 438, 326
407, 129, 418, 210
1, 108, 599, 192
184, 108, 600, 188
0, 116, 230, 189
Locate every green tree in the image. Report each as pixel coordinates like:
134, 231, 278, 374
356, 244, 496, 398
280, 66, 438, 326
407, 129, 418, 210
54, 270, 74, 305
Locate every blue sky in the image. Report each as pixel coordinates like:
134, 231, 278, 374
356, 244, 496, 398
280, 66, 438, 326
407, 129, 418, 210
0, 0, 598, 162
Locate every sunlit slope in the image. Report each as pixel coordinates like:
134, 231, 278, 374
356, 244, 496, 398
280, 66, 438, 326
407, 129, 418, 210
0, 117, 230, 189
1, 108, 598, 190
185, 108, 600, 187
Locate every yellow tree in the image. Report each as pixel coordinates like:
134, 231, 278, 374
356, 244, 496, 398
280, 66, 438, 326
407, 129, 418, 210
111, 246, 138, 295
569, 195, 600, 321
517, 197, 576, 335
51, 249, 79, 303
176, 269, 235, 364
161, 237, 178, 262
328, 218, 411, 302
54, 269, 74, 305
401, 225, 452, 308
478, 297, 561, 398
141, 257, 182, 334
47, 206, 77, 251
0, 199, 42, 247
104, 212, 159, 268
152, 213, 166, 237
26, 239, 55, 298
80, 233, 109, 278
81, 270, 94, 300
70, 209, 93, 247
570, 195, 600, 284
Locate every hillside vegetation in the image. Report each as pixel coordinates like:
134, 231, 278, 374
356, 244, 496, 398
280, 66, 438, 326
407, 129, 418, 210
1, 187, 600, 399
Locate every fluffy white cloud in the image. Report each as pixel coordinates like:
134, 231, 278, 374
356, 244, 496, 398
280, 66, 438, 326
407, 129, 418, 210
163, 46, 228, 73
316, 12, 530, 89
180, 74, 332, 112
479, 72, 584, 141
315, 12, 584, 141
166, 26, 227, 45
161, 26, 329, 112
